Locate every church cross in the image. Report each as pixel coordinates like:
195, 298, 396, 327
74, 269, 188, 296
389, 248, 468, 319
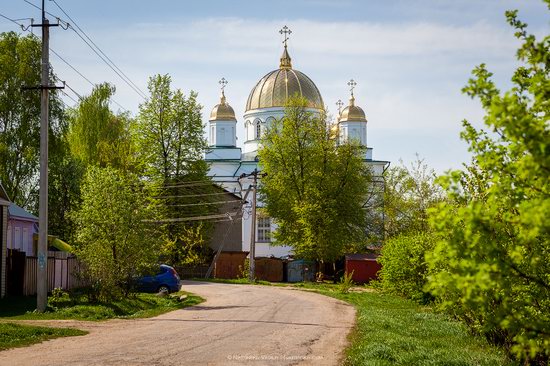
348, 79, 357, 96
336, 99, 344, 114
219, 77, 228, 92
279, 25, 292, 47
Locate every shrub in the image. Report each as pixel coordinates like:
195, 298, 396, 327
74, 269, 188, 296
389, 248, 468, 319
378, 231, 436, 303
339, 270, 355, 294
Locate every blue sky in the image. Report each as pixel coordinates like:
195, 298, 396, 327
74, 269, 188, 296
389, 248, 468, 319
2, 0, 549, 172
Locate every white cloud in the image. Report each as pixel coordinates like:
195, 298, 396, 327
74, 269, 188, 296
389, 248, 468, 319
48, 16, 522, 172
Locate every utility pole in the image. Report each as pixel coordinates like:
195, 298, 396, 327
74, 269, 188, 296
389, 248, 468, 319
238, 169, 266, 282
248, 170, 258, 282
25, 0, 64, 312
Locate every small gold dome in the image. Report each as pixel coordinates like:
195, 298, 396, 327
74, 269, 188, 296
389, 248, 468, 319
245, 47, 323, 112
329, 123, 339, 139
210, 92, 236, 121
339, 95, 367, 122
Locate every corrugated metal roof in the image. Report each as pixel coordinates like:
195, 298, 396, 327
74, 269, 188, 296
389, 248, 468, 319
8, 203, 38, 221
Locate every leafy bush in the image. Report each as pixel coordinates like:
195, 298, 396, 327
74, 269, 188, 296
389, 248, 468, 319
426, 7, 550, 363
339, 271, 355, 294
72, 167, 161, 300
378, 232, 436, 303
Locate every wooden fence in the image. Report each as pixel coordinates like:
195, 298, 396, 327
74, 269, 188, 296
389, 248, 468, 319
7, 249, 86, 296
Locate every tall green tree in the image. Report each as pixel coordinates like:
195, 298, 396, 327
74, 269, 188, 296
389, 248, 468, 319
384, 157, 443, 238
73, 167, 160, 300
136, 74, 212, 265
427, 5, 550, 362
0, 32, 64, 208
136, 74, 208, 182
258, 97, 372, 263
67, 83, 134, 170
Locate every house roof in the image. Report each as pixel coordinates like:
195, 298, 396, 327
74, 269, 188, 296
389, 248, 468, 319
8, 203, 38, 222
345, 253, 379, 261
0, 182, 10, 206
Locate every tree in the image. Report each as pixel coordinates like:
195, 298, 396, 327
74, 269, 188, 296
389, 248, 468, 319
67, 83, 134, 170
136, 74, 213, 265
136, 74, 208, 182
383, 157, 443, 238
73, 167, 160, 300
47, 99, 84, 242
258, 97, 372, 263
427, 6, 550, 362
0, 32, 64, 208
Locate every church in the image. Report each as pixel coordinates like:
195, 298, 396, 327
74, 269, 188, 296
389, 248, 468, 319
205, 26, 389, 258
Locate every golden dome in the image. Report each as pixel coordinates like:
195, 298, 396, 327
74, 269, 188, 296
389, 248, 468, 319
245, 47, 323, 112
210, 92, 236, 121
339, 95, 367, 122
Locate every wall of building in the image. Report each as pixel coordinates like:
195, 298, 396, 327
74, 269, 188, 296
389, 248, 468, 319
208, 192, 243, 252
1, 205, 7, 298
7, 218, 36, 256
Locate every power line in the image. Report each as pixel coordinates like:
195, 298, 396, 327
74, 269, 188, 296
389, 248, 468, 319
166, 200, 242, 207
1, 10, 128, 112
144, 212, 241, 223
50, 0, 148, 100
49, 48, 128, 112
156, 192, 242, 199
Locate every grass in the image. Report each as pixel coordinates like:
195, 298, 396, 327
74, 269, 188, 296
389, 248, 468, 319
0, 291, 204, 321
293, 282, 511, 366
0, 322, 87, 351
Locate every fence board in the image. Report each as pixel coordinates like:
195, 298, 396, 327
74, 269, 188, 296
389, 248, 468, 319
19, 255, 83, 296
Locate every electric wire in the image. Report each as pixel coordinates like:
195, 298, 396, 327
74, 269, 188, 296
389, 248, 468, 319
50, 0, 148, 100
1, 11, 129, 113
22, 0, 147, 100
49, 48, 128, 111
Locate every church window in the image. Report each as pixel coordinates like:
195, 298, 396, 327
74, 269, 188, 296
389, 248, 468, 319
257, 217, 271, 242
256, 120, 261, 139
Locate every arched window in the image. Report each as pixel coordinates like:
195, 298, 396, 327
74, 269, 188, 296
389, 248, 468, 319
255, 120, 261, 139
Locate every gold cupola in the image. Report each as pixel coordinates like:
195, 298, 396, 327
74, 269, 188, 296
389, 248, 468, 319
339, 80, 367, 123
245, 26, 324, 112
210, 89, 236, 121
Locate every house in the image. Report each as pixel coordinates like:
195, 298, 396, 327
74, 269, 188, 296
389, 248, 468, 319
7, 203, 38, 256
0, 182, 10, 298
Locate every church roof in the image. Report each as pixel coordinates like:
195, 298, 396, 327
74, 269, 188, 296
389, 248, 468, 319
210, 91, 236, 121
245, 46, 323, 112
339, 95, 367, 123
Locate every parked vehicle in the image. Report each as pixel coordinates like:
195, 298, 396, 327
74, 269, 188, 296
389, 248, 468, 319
136, 264, 181, 293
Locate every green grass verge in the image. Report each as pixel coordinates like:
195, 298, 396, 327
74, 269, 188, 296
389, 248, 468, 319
294, 282, 511, 366
0, 291, 204, 321
0, 322, 87, 351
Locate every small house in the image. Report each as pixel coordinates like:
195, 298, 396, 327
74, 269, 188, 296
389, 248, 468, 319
7, 203, 38, 256
0, 183, 10, 298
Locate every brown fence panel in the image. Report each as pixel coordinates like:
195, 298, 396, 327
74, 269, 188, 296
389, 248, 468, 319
7, 249, 26, 296
174, 265, 210, 279
21, 255, 84, 296
23, 257, 37, 296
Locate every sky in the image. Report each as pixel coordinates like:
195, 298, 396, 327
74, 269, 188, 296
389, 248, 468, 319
1, 0, 549, 173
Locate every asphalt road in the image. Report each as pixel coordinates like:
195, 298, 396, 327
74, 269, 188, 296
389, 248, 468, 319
0, 281, 356, 366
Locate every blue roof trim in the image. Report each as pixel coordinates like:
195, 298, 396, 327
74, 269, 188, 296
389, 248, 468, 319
8, 203, 38, 221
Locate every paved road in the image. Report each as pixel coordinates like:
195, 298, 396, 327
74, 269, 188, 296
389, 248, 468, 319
0, 281, 355, 366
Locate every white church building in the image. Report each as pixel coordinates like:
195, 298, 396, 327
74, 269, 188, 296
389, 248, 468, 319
205, 27, 389, 258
